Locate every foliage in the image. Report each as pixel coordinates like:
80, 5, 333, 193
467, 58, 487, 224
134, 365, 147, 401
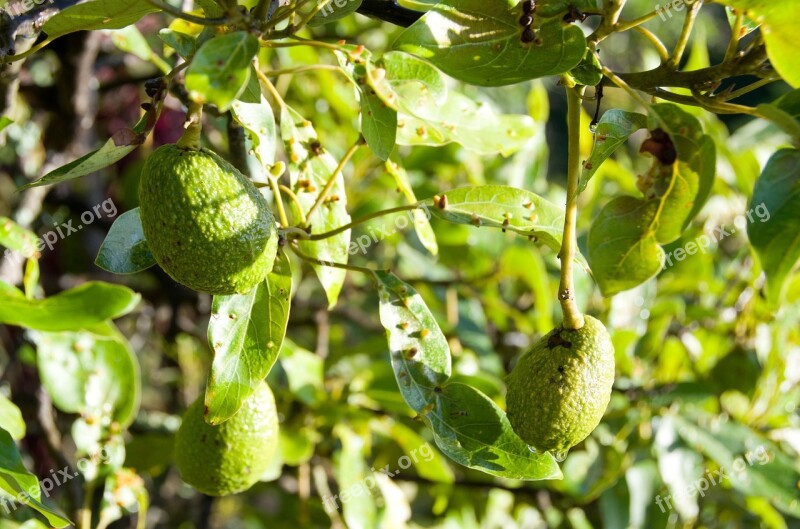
0, 0, 798, 527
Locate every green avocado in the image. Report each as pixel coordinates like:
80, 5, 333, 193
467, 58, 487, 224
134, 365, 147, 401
506, 315, 615, 458
175, 381, 279, 496
139, 145, 277, 295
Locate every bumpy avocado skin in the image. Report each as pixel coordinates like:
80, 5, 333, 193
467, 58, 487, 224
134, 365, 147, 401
139, 145, 277, 295
506, 315, 615, 454
175, 382, 279, 496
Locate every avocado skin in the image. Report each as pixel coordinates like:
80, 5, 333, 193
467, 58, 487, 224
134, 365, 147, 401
174, 382, 279, 496
506, 315, 615, 454
139, 145, 277, 295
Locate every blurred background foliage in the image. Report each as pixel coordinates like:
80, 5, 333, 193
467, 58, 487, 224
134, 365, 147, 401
0, 0, 798, 527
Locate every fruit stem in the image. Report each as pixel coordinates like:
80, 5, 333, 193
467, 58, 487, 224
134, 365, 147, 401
559, 86, 586, 330
177, 101, 203, 151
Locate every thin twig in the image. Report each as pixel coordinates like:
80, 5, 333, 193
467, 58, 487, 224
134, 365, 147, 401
290, 244, 376, 274
307, 204, 421, 241
667, 0, 703, 68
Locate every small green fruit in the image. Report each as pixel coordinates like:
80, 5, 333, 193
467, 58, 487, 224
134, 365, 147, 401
139, 145, 277, 295
175, 382, 279, 496
506, 315, 614, 457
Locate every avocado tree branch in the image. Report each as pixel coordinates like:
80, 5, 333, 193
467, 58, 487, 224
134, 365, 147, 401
558, 85, 586, 331
304, 139, 362, 223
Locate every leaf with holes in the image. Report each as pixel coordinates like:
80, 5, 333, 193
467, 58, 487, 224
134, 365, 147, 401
281, 105, 352, 307
374, 270, 451, 413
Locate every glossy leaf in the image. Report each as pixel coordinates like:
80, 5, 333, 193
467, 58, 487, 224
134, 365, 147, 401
42, 0, 157, 40
0, 395, 24, 441
570, 48, 603, 87
579, 110, 648, 195
0, 429, 72, 527
0, 281, 140, 331
22, 90, 166, 189
395, 90, 537, 156
185, 31, 259, 112
31, 324, 141, 427
0, 217, 37, 257
588, 196, 665, 296
281, 105, 352, 307
205, 250, 292, 425
158, 28, 197, 59
231, 95, 278, 166
422, 185, 566, 257
747, 148, 800, 303
95, 208, 156, 274
422, 382, 562, 480
385, 160, 437, 255
672, 410, 800, 518
374, 270, 451, 413
393, 0, 586, 86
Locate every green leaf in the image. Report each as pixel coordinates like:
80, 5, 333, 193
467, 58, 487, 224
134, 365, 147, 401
395, 90, 536, 156
185, 31, 259, 112
588, 196, 665, 296
281, 105, 352, 307
374, 271, 451, 413
158, 29, 197, 59
42, 0, 157, 40
385, 160, 438, 255
422, 382, 562, 480
718, 0, 800, 87
31, 323, 141, 427
747, 148, 800, 304
205, 250, 292, 425
570, 48, 603, 87
0, 396, 24, 440
0, 116, 12, 133
589, 104, 716, 295
393, 0, 586, 86
334, 425, 378, 528
672, 410, 800, 518
0, 281, 140, 331
0, 217, 37, 257
231, 95, 278, 166
422, 185, 569, 258
278, 339, 325, 406
95, 208, 156, 275
21, 93, 166, 189
579, 110, 648, 195
0, 429, 72, 527
360, 90, 397, 161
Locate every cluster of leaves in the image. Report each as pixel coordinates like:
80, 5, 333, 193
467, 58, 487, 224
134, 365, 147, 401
0, 0, 798, 527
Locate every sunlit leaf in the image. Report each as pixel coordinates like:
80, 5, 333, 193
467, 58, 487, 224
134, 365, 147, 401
95, 208, 156, 274
205, 250, 292, 425
0, 396, 24, 441
579, 110, 648, 195
42, 0, 157, 40
385, 160, 437, 255
185, 31, 259, 112
393, 0, 586, 86
0, 282, 140, 331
